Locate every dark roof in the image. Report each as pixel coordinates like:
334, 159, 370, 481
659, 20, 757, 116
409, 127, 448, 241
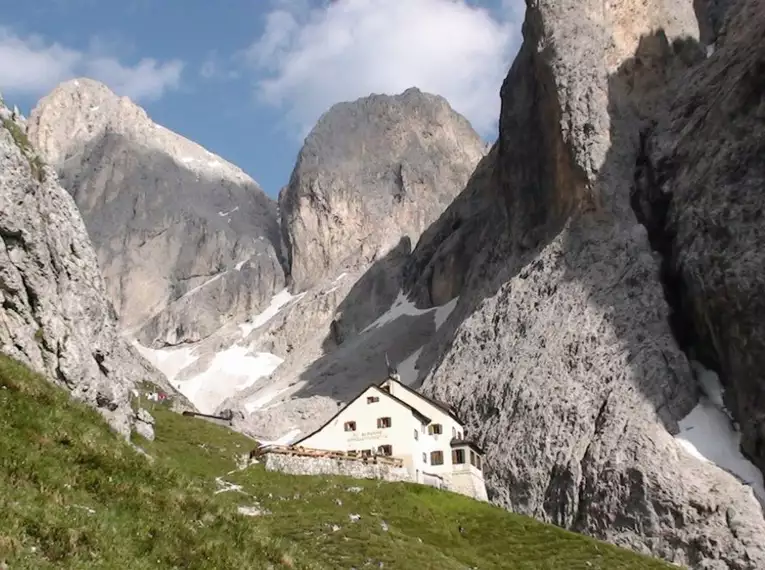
292, 384, 431, 446
450, 437, 485, 455
379, 377, 463, 424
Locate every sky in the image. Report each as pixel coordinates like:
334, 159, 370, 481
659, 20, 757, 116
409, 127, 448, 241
0, 0, 525, 197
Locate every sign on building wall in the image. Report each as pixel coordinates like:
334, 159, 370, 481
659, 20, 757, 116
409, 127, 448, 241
348, 430, 385, 442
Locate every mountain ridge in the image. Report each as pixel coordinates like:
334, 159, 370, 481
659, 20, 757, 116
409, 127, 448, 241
28, 78, 287, 347
7, 0, 765, 565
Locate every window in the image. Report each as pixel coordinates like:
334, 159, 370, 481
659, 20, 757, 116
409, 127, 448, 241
452, 449, 466, 464
428, 423, 443, 435
367, 395, 379, 404
476, 455, 483, 471
430, 451, 444, 465
378, 445, 393, 456
377, 417, 392, 429
381, 385, 390, 393
413, 429, 419, 440
452, 426, 457, 438
470, 451, 477, 466
422, 452, 427, 463
344, 421, 357, 432
361, 449, 372, 458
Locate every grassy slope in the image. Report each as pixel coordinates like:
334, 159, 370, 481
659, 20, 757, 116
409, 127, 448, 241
0, 354, 676, 569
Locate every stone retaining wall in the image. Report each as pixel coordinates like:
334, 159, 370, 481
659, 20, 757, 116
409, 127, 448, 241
264, 453, 412, 482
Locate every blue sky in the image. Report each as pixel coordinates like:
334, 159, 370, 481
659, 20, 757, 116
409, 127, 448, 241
1, 0, 523, 197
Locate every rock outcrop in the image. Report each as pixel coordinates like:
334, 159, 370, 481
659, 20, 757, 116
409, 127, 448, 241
27, 79, 285, 347
0, 97, 173, 437
279, 87, 487, 291
637, 0, 765, 486
222, 90, 487, 430
136, 88, 485, 434
397, 0, 765, 568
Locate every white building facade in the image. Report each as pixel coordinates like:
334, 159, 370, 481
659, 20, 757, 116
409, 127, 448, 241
293, 377, 488, 501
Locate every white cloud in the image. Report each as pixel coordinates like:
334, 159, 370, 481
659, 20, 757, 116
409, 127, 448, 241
245, 0, 522, 138
0, 27, 183, 102
200, 51, 241, 81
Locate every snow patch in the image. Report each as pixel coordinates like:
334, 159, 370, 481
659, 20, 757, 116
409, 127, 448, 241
176, 346, 283, 415
239, 288, 296, 337
434, 297, 459, 329
675, 363, 765, 506
361, 292, 430, 333
89, 105, 99, 111
133, 342, 198, 383
398, 348, 423, 386
361, 292, 460, 334
218, 206, 239, 217
245, 385, 293, 413
179, 272, 224, 301
235, 259, 247, 271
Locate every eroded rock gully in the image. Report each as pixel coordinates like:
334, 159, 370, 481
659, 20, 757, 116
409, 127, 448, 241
633, 0, 765, 479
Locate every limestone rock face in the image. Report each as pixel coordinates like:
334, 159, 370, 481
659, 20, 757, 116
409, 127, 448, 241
636, 0, 765, 489
27, 79, 285, 347
401, 0, 765, 567
0, 99, 171, 436
279, 87, 487, 290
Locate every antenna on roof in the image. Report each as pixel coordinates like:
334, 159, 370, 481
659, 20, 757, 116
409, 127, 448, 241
385, 352, 401, 383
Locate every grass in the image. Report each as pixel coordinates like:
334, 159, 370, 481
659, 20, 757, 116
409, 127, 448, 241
1, 106, 46, 183
0, 353, 677, 569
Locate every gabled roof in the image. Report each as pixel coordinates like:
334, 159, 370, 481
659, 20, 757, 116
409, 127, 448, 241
292, 384, 431, 446
379, 377, 463, 425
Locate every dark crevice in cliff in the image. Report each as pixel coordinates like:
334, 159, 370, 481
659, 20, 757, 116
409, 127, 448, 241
630, 125, 721, 376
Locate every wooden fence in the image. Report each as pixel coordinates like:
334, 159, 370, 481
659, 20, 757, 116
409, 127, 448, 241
251, 444, 404, 468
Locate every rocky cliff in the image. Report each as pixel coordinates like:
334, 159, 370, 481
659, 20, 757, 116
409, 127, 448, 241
279, 87, 487, 291
21, 1, 765, 565
27, 79, 286, 347
131, 89, 486, 436
638, 0, 765, 491
400, 0, 765, 568
0, 97, 173, 437
222, 89, 487, 432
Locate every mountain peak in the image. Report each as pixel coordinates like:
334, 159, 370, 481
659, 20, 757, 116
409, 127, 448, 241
280, 87, 487, 289
26, 79, 285, 348
29, 78, 256, 189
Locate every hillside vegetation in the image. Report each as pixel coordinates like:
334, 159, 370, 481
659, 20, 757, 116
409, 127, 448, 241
0, 353, 676, 569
